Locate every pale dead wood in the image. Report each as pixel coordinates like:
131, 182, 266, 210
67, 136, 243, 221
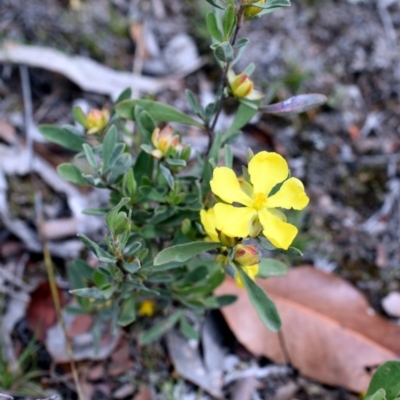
0, 42, 203, 100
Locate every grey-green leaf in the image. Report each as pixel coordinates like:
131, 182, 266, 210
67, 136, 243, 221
154, 242, 221, 266
57, 163, 89, 186
139, 312, 182, 345
206, 12, 224, 42
366, 361, 400, 400
257, 259, 288, 279
39, 125, 85, 152
214, 41, 234, 63
70, 287, 106, 300
77, 233, 116, 263
222, 5, 236, 40
237, 267, 281, 332
115, 99, 204, 128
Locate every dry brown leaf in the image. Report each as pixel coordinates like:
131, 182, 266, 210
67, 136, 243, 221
26, 280, 66, 341
216, 266, 400, 392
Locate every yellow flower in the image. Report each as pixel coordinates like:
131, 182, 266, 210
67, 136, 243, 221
138, 300, 155, 317
85, 108, 110, 134
227, 70, 263, 100
151, 125, 181, 159
210, 151, 309, 250
200, 208, 237, 246
200, 208, 219, 242
235, 264, 259, 288
243, 0, 266, 19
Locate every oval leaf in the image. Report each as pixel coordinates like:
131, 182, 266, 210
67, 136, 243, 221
366, 361, 400, 399
115, 100, 204, 128
237, 267, 281, 332
39, 125, 86, 151
154, 242, 221, 266
57, 163, 89, 186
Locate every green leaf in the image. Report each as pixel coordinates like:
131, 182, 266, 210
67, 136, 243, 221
366, 361, 400, 399
365, 389, 387, 400
237, 267, 281, 332
179, 316, 199, 340
139, 312, 182, 345
214, 294, 237, 307
118, 296, 136, 326
159, 163, 174, 190
224, 144, 233, 168
154, 242, 221, 265
39, 125, 85, 152
106, 198, 130, 234
67, 259, 94, 287
115, 87, 132, 103
72, 106, 87, 127
102, 126, 118, 171
123, 259, 141, 273
222, 5, 236, 40
136, 107, 156, 144
82, 143, 97, 169
222, 102, 259, 142
206, 12, 224, 42
115, 99, 204, 128
82, 207, 109, 215
107, 154, 132, 185
186, 89, 204, 118
257, 259, 288, 279
70, 287, 106, 300
104, 142, 125, 174
57, 163, 89, 186
77, 233, 116, 263
134, 150, 154, 185
214, 41, 234, 63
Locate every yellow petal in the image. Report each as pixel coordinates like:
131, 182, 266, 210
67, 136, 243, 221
258, 209, 298, 250
266, 177, 309, 210
248, 151, 289, 196
200, 208, 219, 243
210, 167, 253, 206
214, 203, 257, 238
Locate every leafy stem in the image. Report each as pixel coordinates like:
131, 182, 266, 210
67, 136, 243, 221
206, 9, 244, 152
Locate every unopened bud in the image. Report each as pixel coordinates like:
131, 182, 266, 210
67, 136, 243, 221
227, 69, 264, 100
234, 244, 260, 266
243, 0, 266, 19
86, 108, 110, 134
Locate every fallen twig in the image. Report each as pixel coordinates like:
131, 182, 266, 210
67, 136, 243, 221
0, 42, 203, 100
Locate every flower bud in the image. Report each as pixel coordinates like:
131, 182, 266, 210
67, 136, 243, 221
227, 69, 264, 100
151, 125, 181, 159
234, 244, 260, 266
243, 0, 266, 19
85, 108, 110, 134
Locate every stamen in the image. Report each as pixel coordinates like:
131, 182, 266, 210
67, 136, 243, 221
253, 192, 267, 210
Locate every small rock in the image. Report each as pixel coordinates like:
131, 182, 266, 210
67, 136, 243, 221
382, 292, 400, 317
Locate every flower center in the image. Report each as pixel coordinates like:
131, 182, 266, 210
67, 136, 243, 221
253, 192, 267, 210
